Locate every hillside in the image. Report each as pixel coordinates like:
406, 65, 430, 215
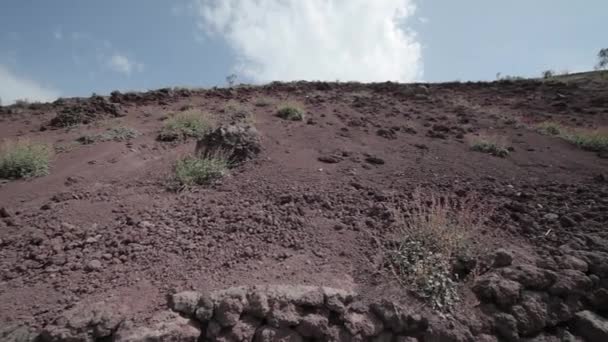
1, 74, 607, 341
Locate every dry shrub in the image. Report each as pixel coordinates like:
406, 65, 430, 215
0, 140, 53, 179
224, 101, 255, 124
276, 102, 305, 121
536, 121, 563, 136
158, 110, 211, 141
78, 126, 139, 144
387, 189, 492, 311
469, 134, 510, 157
254, 97, 274, 107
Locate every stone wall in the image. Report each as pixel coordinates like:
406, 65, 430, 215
470, 248, 608, 342
24, 285, 472, 342
6, 266, 608, 341
168, 285, 432, 342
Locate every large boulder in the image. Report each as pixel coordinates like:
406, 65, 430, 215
215, 315, 260, 342
572, 310, 608, 342
170, 291, 202, 317
344, 311, 384, 338
114, 311, 200, 342
511, 292, 548, 336
254, 326, 303, 342
40, 301, 127, 342
0, 325, 38, 342
548, 270, 592, 297
196, 123, 261, 163
493, 313, 519, 342
267, 302, 303, 328
501, 264, 557, 291
296, 314, 329, 338
215, 297, 245, 327
473, 274, 522, 309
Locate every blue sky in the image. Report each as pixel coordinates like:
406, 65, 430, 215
0, 1, 605, 104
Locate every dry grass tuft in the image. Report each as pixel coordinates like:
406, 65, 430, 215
386, 189, 492, 311
276, 102, 305, 121
224, 101, 255, 124
536, 122, 608, 152
158, 110, 211, 141
469, 134, 510, 157
536, 121, 563, 136
78, 126, 140, 144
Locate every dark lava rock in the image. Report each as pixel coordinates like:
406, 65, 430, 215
365, 156, 385, 165
473, 274, 522, 309
196, 123, 261, 164
493, 249, 514, 268
572, 310, 608, 342
318, 155, 342, 164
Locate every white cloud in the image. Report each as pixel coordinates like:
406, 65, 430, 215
171, 4, 184, 16
53, 28, 63, 40
71, 32, 91, 41
0, 65, 59, 104
107, 53, 144, 75
195, 0, 422, 82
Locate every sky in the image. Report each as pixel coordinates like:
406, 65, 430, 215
0, 0, 605, 104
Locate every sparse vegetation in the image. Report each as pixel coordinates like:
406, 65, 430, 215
78, 126, 140, 144
470, 135, 510, 157
542, 70, 554, 79
254, 97, 274, 107
54, 141, 80, 153
14, 99, 30, 107
158, 110, 210, 141
536, 121, 563, 136
171, 154, 229, 189
226, 74, 238, 87
564, 128, 608, 152
596, 48, 608, 70
224, 101, 255, 123
496, 73, 525, 82
0, 140, 52, 179
536, 122, 608, 152
387, 189, 488, 311
104, 126, 139, 141
276, 104, 305, 121
51, 108, 84, 127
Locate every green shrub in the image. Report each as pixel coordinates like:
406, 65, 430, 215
50, 108, 90, 127
158, 110, 210, 141
0, 141, 52, 179
172, 155, 228, 188
276, 105, 304, 121
470, 136, 510, 158
565, 129, 608, 152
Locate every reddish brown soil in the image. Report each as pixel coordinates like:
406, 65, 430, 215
1, 75, 607, 335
